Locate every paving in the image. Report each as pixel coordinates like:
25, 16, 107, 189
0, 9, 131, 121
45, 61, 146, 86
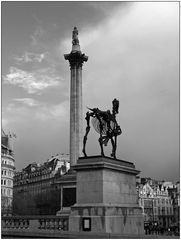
2, 229, 179, 239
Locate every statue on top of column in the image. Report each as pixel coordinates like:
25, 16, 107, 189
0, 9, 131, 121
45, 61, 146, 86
72, 27, 79, 45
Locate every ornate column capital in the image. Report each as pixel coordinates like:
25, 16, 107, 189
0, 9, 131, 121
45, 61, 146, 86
64, 51, 88, 68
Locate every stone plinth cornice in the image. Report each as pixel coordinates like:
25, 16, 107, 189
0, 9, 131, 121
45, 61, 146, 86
73, 156, 140, 175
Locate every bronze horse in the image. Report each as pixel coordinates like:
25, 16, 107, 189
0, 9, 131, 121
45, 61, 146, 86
82, 99, 122, 159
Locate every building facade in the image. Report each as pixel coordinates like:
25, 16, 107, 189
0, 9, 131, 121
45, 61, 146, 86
13, 154, 71, 215
137, 177, 179, 230
167, 181, 180, 226
1, 130, 15, 215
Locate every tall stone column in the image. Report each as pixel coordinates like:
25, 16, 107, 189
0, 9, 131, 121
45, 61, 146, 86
64, 27, 88, 167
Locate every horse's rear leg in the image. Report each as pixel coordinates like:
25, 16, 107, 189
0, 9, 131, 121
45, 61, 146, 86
110, 137, 116, 158
99, 137, 105, 156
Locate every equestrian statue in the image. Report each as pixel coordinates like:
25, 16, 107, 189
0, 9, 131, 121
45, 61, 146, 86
82, 98, 122, 159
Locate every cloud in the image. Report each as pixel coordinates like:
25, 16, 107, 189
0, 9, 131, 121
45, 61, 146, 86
3, 67, 60, 94
78, 2, 179, 105
31, 25, 45, 46
4, 99, 69, 126
61, 2, 179, 181
35, 101, 69, 121
14, 51, 48, 64
87, 2, 132, 16
13, 98, 40, 107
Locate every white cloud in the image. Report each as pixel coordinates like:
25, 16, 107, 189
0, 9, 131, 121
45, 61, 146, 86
3, 67, 60, 94
5, 99, 69, 123
15, 51, 48, 64
35, 101, 69, 121
13, 98, 40, 107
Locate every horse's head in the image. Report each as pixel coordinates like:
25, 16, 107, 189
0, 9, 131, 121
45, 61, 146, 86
87, 107, 100, 114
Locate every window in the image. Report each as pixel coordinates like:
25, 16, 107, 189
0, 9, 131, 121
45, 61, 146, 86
8, 180, 11, 186
170, 207, 172, 215
165, 207, 167, 215
4, 180, 6, 185
167, 207, 170, 215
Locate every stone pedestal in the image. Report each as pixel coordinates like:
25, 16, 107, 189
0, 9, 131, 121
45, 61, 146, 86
69, 156, 144, 235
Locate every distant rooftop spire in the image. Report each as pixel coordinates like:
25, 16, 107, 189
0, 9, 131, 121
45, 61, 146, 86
72, 26, 80, 52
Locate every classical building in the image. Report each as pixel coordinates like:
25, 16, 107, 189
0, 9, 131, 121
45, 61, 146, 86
137, 177, 179, 229
1, 130, 15, 215
13, 154, 71, 215
167, 181, 180, 226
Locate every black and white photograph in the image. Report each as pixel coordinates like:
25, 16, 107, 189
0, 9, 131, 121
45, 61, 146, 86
1, 1, 179, 238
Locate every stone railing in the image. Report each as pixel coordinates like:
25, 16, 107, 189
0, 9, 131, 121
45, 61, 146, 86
2, 215, 69, 231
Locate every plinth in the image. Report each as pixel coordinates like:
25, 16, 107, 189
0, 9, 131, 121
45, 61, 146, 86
69, 156, 144, 235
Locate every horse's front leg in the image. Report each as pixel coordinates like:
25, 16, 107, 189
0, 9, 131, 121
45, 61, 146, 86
82, 126, 90, 157
82, 112, 91, 157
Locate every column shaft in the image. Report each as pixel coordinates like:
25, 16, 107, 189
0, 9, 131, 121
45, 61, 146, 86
70, 65, 82, 166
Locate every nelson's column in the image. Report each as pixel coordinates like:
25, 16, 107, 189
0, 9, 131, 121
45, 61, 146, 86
64, 27, 88, 166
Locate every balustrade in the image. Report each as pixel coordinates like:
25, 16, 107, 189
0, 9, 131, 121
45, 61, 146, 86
2, 218, 30, 229
2, 216, 68, 231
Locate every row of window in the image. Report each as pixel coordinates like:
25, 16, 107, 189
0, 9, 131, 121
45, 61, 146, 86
143, 206, 173, 216
15, 181, 51, 191
2, 169, 14, 177
1, 149, 13, 156
1, 158, 14, 166
15, 176, 53, 186
157, 207, 173, 215
1, 179, 13, 187
156, 198, 172, 205
141, 198, 172, 206
15, 173, 52, 183
1, 188, 13, 197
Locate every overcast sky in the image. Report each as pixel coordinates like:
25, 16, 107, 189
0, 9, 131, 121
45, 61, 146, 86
2, 2, 179, 182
